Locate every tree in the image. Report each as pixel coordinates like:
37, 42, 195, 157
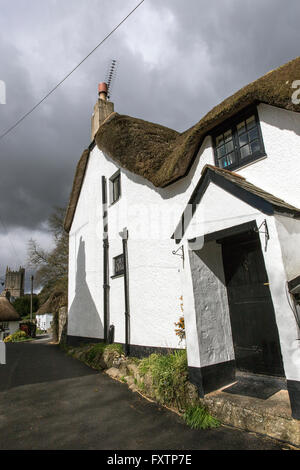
13, 294, 39, 318
28, 207, 68, 303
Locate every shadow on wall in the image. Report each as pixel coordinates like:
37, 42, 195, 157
68, 236, 103, 339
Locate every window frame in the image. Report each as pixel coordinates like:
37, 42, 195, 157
109, 170, 121, 205
212, 106, 266, 171
111, 253, 125, 278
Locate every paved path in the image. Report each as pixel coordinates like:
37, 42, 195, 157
0, 339, 291, 450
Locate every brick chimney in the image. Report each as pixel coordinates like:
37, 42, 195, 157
91, 82, 114, 140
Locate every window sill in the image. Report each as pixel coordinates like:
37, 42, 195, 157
111, 272, 124, 279
218, 152, 267, 172
233, 153, 268, 172
109, 196, 121, 208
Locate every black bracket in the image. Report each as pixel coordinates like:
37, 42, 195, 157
255, 219, 269, 251
172, 245, 185, 265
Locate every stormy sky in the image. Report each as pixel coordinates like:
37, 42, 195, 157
0, 0, 299, 291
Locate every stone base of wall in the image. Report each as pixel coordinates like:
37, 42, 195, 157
202, 388, 300, 447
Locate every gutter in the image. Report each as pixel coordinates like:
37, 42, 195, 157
102, 176, 110, 342
120, 228, 130, 355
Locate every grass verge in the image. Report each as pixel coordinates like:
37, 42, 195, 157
183, 405, 220, 429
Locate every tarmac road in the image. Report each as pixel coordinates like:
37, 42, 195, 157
0, 338, 292, 450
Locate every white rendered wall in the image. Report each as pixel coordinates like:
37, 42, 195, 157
9, 321, 19, 335
68, 136, 214, 348
188, 241, 234, 368
260, 216, 300, 381
275, 215, 300, 282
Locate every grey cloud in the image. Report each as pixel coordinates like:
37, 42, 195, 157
0, 0, 299, 284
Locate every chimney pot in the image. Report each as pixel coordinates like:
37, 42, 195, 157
98, 82, 108, 100
91, 82, 114, 140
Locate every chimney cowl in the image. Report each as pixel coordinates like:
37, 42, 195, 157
98, 82, 108, 100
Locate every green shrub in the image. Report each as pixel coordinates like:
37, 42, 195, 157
4, 330, 30, 343
68, 342, 123, 370
85, 343, 106, 364
138, 350, 188, 407
183, 405, 220, 429
105, 343, 124, 355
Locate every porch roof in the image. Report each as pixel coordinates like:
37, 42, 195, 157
172, 164, 300, 242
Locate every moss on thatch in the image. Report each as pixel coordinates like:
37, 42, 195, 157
64, 149, 89, 232
64, 56, 300, 232
0, 297, 20, 322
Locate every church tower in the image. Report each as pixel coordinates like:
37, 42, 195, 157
1, 267, 25, 299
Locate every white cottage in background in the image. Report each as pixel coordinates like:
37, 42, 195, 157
35, 313, 53, 332
65, 57, 300, 419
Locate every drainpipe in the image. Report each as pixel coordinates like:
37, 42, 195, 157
120, 228, 130, 355
102, 176, 110, 343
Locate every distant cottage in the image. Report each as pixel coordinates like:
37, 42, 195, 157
65, 57, 300, 420
0, 296, 20, 340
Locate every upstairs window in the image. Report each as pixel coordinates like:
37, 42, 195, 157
109, 170, 121, 204
213, 109, 265, 171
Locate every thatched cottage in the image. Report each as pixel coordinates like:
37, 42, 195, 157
0, 296, 20, 340
64, 57, 300, 419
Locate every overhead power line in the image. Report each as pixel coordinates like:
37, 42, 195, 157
0, 0, 145, 142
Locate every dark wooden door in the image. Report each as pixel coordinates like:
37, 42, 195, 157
222, 232, 284, 377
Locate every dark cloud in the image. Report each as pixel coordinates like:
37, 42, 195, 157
0, 0, 299, 286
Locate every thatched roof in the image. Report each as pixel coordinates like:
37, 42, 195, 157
36, 291, 67, 316
0, 297, 20, 322
64, 56, 300, 232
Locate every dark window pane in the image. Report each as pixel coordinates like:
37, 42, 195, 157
250, 140, 261, 154
112, 175, 120, 202
224, 130, 232, 142
219, 156, 228, 168
237, 121, 246, 135
249, 127, 258, 141
240, 144, 251, 159
217, 145, 226, 158
227, 152, 236, 165
225, 140, 234, 153
239, 133, 248, 146
216, 134, 224, 146
246, 115, 256, 130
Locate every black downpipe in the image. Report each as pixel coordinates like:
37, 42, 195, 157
122, 229, 130, 355
102, 176, 110, 343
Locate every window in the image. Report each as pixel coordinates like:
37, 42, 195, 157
112, 254, 124, 277
213, 109, 265, 170
109, 170, 121, 204
0, 322, 9, 331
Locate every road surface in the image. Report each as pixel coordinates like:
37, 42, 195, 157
0, 338, 291, 450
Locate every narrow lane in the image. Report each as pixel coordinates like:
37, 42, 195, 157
0, 339, 291, 450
